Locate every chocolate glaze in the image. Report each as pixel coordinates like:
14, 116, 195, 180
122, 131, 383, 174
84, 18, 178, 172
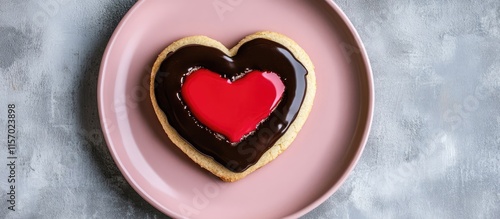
154, 38, 308, 172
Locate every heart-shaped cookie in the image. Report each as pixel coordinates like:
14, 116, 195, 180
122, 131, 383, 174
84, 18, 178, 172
150, 31, 315, 182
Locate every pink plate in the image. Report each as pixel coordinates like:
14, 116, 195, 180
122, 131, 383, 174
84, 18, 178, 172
98, 0, 373, 218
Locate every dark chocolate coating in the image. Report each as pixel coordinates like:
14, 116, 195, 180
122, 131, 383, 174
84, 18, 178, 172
154, 38, 308, 172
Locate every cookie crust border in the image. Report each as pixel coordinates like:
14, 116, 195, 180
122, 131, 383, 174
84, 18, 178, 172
150, 31, 316, 182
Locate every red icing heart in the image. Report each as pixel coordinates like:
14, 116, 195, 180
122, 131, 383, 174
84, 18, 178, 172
181, 68, 285, 143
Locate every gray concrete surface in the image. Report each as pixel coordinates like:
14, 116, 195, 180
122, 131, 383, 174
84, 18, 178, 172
1, 0, 499, 218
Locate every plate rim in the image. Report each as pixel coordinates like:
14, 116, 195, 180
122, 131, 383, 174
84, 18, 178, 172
97, 0, 374, 218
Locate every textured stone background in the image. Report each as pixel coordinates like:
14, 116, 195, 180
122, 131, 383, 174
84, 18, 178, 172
1, 0, 499, 218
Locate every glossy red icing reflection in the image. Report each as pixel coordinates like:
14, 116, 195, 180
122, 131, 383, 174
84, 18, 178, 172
181, 68, 285, 143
